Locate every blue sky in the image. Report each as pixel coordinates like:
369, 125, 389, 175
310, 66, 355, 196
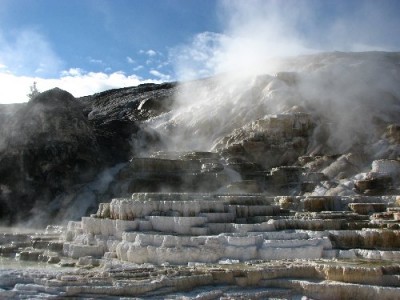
0, 0, 400, 103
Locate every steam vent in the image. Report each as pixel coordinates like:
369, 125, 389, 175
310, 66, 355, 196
2, 52, 400, 299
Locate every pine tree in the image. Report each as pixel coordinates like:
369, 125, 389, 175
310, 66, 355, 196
27, 81, 40, 100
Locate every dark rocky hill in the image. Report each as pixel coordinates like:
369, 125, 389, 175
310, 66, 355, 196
0, 83, 175, 225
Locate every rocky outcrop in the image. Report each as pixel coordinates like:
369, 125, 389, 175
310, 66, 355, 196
80, 82, 175, 122
81, 82, 175, 162
214, 112, 313, 169
0, 84, 175, 225
0, 88, 100, 223
0, 103, 24, 138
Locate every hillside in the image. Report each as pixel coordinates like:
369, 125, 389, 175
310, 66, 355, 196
1, 51, 399, 226
1, 51, 400, 299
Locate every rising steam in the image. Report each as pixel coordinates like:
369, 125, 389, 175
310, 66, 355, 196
150, 1, 400, 157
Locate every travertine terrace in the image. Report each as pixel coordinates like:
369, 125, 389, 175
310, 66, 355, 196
1, 52, 400, 299
2, 147, 400, 298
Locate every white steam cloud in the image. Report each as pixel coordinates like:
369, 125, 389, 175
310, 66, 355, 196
172, 0, 400, 79
0, 29, 63, 76
152, 0, 400, 157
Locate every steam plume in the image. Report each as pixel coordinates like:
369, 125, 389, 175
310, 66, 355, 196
151, 1, 400, 157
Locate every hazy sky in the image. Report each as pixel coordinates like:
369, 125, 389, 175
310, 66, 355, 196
0, 0, 399, 103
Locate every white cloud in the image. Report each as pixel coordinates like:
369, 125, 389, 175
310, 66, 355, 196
0, 70, 161, 104
146, 49, 157, 57
126, 56, 135, 64
61, 68, 85, 77
89, 57, 104, 64
149, 69, 171, 81
139, 49, 158, 57
138, 49, 168, 69
133, 65, 144, 71
157, 61, 170, 69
